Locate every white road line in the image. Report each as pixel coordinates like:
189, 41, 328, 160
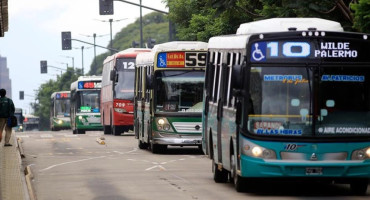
39, 155, 107, 172
64, 135, 78, 137
145, 165, 166, 171
40, 134, 53, 138
17, 135, 30, 138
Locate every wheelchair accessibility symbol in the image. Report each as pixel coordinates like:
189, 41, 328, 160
251, 43, 266, 62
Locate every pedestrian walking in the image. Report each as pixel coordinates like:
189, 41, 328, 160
0, 88, 15, 146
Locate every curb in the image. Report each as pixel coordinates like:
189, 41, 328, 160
17, 138, 25, 158
24, 165, 37, 200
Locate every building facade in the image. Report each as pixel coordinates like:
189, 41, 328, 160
0, 55, 11, 98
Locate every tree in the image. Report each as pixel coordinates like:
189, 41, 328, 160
351, 0, 370, 33
165, 0, 368, 42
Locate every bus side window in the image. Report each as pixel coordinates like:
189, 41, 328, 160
138, 67, 142, 100
206, 52, 215, 101
212, 52, 220, 103
222, 53, 231, 106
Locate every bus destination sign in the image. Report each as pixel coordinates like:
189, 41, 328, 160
56, 93, 70, 99
157, 52, 207, 68
250, 38, 369, 63
78, 81, 102, 89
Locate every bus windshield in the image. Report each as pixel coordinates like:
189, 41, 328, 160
155, 70, 204, 113
248, 66, 370, 137
77, 91, 100, 113
55, 99, 70, 117
114, 70, 135, 100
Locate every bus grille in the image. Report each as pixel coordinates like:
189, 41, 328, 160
172, 122, 202, 133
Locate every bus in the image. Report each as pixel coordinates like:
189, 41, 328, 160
101, 48, 151, 135
13, 108, 24, 132
203, 18, 370, 194
135, 41, 208, 153
50, 91, 71, 131
70, 76, 103, 134
23, 114, 39, 131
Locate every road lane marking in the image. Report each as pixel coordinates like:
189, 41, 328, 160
39, 155, 107, 172
40, 134, 53, 138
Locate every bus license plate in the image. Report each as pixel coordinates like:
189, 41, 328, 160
305, 167, 323, 175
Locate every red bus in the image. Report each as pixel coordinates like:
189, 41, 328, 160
101, 48, 151, 135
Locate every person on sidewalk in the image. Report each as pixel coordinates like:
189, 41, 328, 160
0, 88, 15, 146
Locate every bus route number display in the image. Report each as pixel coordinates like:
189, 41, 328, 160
250, 40, 361, 63
157, 52, 207, 68
78, 81, 102, 89
56, 93, 70, 99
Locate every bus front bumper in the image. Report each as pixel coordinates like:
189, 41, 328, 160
152, 131, 202, 146
240, 155, 370, 179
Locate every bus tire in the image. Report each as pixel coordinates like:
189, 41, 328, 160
77, 129, 85, 134
231, 153, 245, 192
73, 129, 77, 134
112, 126, 121, 136
212, 160, 228, 183
103, 125, 111, 135
151, 143, 166, 154
138, 140, 148, 149
350, 179, 368, 195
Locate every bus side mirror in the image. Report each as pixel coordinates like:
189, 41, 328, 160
110, 70, 116, 82
232, 64, 243, 89
146, 74, 153, 89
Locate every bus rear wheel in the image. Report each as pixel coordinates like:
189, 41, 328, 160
212, 160, 228, 183
138, 140, 148, 149
350, 179, 368, 195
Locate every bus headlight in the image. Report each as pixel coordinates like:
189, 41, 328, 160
242, 140, 276, 159
156, 118, 173, 132
57, 120, 63, 124
78, 116, 83, 120
352, 147, 370, 160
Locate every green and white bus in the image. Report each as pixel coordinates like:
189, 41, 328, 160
203, 18, 370, 194
70, 76, 103, 134
50, 91, 71, 131
135, 41, 208, 153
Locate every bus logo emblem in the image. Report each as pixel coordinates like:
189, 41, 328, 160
310, 153, 318, 161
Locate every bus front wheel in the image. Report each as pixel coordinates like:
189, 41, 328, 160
231, 153, 245, 192
350, 179, 368, 195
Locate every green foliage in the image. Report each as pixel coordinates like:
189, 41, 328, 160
33, 68, 80, 130
166, 0, 365, 41
87, 12, 170, 75
351, 0, 370, 33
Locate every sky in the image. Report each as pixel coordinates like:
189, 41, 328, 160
0, 0, 168, 114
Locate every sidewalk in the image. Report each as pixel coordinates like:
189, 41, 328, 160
0, 132, 29, 200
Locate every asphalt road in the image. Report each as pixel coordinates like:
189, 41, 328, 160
17, 130, 369, 200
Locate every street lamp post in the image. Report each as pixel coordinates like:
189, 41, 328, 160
95, 18, 128, 55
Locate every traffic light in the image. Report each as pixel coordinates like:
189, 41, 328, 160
61, 32, 72, 50
99, 0, 114, 15
40, 60, 47, 73
19, 91, 24, 100
147, 38, 156, 48
132, 41, 139, 48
